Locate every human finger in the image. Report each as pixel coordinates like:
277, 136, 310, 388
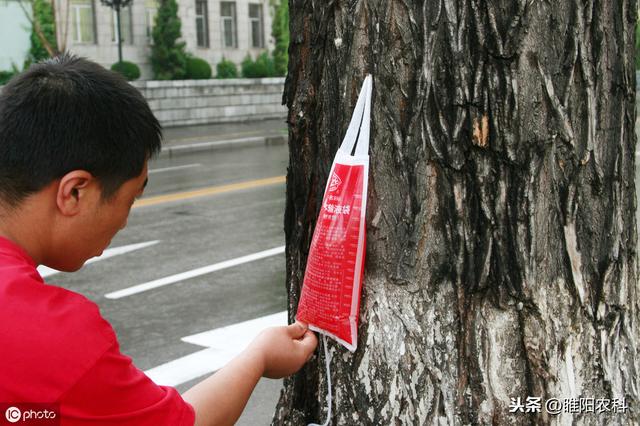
297, 330, 318, 355
286, 321, 308, 339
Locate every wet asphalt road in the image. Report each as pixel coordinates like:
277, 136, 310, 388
46, 142, 290, 425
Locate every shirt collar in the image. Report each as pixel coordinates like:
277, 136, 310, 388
0, 236, 38, 269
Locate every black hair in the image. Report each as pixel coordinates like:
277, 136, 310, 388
0, 53, 161, 205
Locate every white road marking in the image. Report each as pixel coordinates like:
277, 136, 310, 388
37, 240, 160, 278
164, 136, 265, 153
145, 311, 287, 387
105, 245, 286, 299
148, 163, 201, 174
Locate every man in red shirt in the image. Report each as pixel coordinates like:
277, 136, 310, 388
0, 55, 317, 425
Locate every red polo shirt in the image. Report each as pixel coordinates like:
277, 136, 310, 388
0, 237, 195, 425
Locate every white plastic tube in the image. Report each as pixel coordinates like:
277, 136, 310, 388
308, 335, 332, 426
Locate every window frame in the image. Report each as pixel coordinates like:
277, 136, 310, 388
70, 0, 96, 44
111, 6, 133, 45
220, 1, 237, 48
248, 3, 263, 48
195, 0, 210, 47
145, 2, 158, 44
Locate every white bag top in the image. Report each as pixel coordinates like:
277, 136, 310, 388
338, 75, 372, 158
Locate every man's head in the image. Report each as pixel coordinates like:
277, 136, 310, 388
0, 54, 161, 271
0, 53, 161, 205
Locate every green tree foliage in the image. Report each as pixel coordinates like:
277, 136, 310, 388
111, 61, 141, 81
0, 70, 17, 85
216, 57, 238, 78
270, 0, 289, 76
0, 64, 20, 85
150, 0, 187, 80
26, 0, 58, 67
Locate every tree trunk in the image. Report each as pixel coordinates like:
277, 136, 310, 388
274, 0, 639, 424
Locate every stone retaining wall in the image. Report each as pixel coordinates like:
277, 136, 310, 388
132, 77, 287, 127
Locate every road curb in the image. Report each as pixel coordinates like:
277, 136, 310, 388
158, 134, 287, 159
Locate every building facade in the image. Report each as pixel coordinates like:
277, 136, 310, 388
55, 0, 273, 79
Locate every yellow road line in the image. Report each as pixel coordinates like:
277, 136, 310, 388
133, 175, 286, 208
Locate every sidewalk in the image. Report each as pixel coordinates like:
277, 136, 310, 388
158, 118, 288, 158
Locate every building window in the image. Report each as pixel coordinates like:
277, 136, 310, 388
145, 0, 158, 44
248, 3, 263, 48
220, 2, 236, 48
111, 6, 133, 44
195, 0, 209, 47
70, 0, 95, 43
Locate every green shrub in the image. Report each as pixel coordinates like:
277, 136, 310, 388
256, 52, 276, 77
0, 70, 17, 85
241, 55, 255, 78
241, 52, 276, 78
185, 56, 212, 79
216, 57, 238, 78
111, 61, 141, 81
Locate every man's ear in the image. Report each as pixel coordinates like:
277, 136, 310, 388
56, 170, 96, 216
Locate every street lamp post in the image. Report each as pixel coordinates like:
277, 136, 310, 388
100, 0, 133, 64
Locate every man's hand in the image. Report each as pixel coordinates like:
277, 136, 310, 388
248, 321, 318, 378
183, 321, 318, 426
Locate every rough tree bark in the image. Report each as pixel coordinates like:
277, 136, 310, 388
274, 0, 639, 424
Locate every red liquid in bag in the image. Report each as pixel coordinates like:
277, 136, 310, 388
296, 76, 372, 352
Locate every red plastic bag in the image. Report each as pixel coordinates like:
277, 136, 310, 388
296, 76, 371, 352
